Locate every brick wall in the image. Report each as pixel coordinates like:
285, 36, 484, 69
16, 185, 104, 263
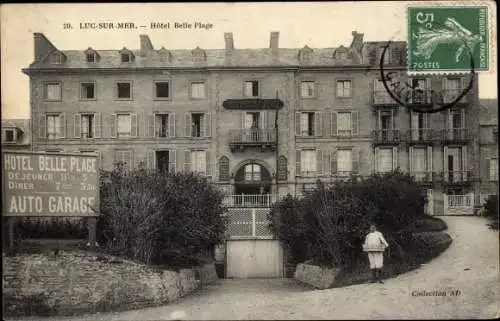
3, 250, 218, 317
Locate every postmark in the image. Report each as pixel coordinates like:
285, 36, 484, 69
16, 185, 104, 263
407, 6, 489, 73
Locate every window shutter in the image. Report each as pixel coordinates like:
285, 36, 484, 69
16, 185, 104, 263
392, 146, 398, 171
461, 108, 466, 128
99, 151, 104, 170
199, 114, 206, 137
409, 146, 414, 173
423, 113, 429, 129
443, 146, 449, 181
390, 109, 395, 129
447, 109, 453, 130
205, 150, 212, 177
331, 111, 337, 137
169, 112, 176, 137
59, 113, 66, 138
331, 150, 337, 175
323, 150, 331, 175
352, 148, 359, 173
316, 149, 323, 176
147, 150, 155, 169
241, 111, 246, 130
295, 112, 301, 136
169, 150, 177, 172
39, 114, 46, 139
314, 112, 322, 137
110, 114, 117, 138
352, 111, 359, 136
185, 113, 191, 137
148, 114, 155, 137
204, 113, 211, 137
131, 113, 138, 137
374, 147, 379, 173
94, 113, 101, 138
462, 146, 467, 180
74, 113, 81, 138
295, 150, 301, 176
261, 111, 268, 130
184, 150, 191, 171
427, 146, 433, 174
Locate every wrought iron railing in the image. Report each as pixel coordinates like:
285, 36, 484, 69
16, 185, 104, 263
442, 170, 472, 183
442, 128, 470, 141
410, 171, 434, 182
223, 194, 272, 207
448, 194, 472, 207
229, 129, 277, 144
372, 129, 401, 143
406, 129, 436, 142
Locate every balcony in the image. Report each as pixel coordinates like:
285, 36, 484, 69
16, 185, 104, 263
442, 170, 474, 185
372, 129, 401, 145
410, 171, 435, 184
406, 90, 433, 107
442, 128, 471, 144
223, 194, 272, 208
442, 89, 468, 105
372, 91, 399, 106
406, 129, 437, 144
229, 129, 277, 152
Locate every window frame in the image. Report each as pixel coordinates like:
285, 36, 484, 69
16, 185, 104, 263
79, 81, 97, 101
5, 129, 16, 142
43, 81, 62, 102
86, 52, 96, 63
336, 79, 352, 98
300, 81, 316, 98
50, 53, 62, 64
243, 80, 260, 98
120, 52, 131, 63
46, 114, 61, 140
115, 81, 133, 100
154, 81, 171, 100
189, 81, 207, 100
300, 149, 317, 177
116, 113, 132, 138
80, 113, 95, 139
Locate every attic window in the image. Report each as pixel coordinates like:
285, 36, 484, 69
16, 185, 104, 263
86, 52, 96, 63
121, 53, 131, 63
50, 53, 62, 64
335, 50, 348, 60
5, 129, 15, 142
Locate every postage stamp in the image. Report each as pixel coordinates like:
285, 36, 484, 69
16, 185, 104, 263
407, 6, 489, 72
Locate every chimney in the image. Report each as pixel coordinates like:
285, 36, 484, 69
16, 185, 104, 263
34, 33, 58, 62
140, 35, 154, 57
224, 32, 234, 50
270, 31, 279, 54
350, 31, 364, 62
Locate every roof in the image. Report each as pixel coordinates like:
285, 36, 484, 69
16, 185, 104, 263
479, 99, 498, 125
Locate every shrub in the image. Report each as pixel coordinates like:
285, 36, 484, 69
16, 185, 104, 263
482, 195, 499, 229
97, 164, 227, 265
269, 171, 427, 268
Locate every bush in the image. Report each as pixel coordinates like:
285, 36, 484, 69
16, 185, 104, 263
482, 195, 499, 229
405, 215, 448, 233
269, 171, 427, 268
97, 164, 227, 265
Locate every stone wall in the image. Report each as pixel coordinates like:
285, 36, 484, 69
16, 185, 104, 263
2, 250, 218, 317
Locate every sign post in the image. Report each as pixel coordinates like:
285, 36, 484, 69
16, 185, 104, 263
2, 151, 100, 248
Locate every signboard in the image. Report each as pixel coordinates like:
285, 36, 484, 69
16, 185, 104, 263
2, 151, 99, 217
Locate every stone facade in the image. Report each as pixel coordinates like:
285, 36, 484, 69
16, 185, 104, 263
478, 99, 498, 199
2, 250, 218, 316
23, 32, 481, 216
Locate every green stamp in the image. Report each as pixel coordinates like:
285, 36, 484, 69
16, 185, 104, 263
408, 6, 489, 72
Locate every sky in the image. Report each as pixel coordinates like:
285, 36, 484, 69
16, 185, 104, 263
1, 2, 497, 119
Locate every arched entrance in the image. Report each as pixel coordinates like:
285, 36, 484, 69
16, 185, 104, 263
234, 163, 272, 195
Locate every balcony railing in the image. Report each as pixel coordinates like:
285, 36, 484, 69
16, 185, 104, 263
230, 129, 276, 143
442, 89, 467, 104
448, 194, 473, 207
406, 129, 436, 143
442, 128, 470, 142
410, 171, 434, 183
442, 170, 472, 183
223, 194, 272, 207
372, 91, 398, 106
372, 129, 401, 144
407, 90, 433, 105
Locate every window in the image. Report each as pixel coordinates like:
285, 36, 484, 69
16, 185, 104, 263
412, 148, 427, 175
301, 81, 315, 98
50, 53, 62, 64
117, 114, 132, 137
301, 150, 317, 176
490, 159, 498, 181
245, 112, 260, 129
156, 151, 170, 173
299, 112, 315, 136
155, 114, 169, 137
155, 82, 170, 99
191, 113, 203, 137
379, 47, 392, 65
80, 83, 95, 100
337, 112, 352, 137
115, 150, 133, 170
81, 114, 94, 138
449, 109, 464, 129
244, 80, 259, 97
121, 53, 131, 63
244, 164, 261, 181
86, 53, 96, 63
5, 130, 15, 142
445, 78, 461, 90
117, 82, 131, 99
191, 151, 206, 174
44, 83, 61, 101
335, 50, 348, 60
191, 82, 206, 99
219, 156, 230, 181
337, 80, 351, 97
377, 148, 393, 173
46, 115, 61, 139
337, 149, 353, 175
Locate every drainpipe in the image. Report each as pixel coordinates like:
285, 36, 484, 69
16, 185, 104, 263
275, 90, 279, 203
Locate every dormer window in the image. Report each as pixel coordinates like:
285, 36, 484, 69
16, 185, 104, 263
192, 47, 206, 62
158, 47, 172, 63
5, 129, 16, 142
86, 52, 96, 63
298, 45, 313, 63
121, 53, 130, 62
50, 53, 62, 64
119, 48, 134, 63
84, 47, 99, 63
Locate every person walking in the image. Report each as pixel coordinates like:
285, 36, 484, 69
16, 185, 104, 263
363, 224, 389, 284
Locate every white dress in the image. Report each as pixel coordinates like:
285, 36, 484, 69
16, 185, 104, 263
363, 231, 389, 269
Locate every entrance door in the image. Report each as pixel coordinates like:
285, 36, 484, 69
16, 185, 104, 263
226, 240, 283, 278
